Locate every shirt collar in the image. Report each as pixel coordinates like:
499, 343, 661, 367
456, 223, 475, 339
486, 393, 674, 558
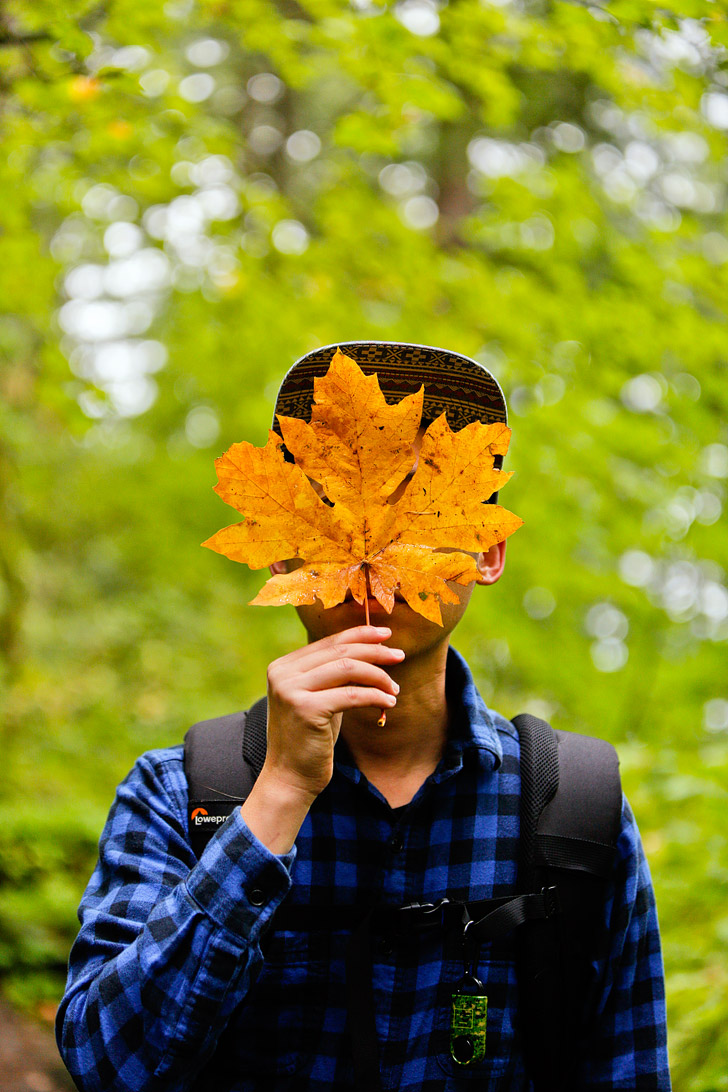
334, 645, 503, 786
444, 646, 503, 772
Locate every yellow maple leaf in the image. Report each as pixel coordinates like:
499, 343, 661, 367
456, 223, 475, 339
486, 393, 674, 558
203, 349, 523, 625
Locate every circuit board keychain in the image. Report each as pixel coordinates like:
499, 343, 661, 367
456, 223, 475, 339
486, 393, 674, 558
450, 969, 488, 1065
450, 911, 489, 1066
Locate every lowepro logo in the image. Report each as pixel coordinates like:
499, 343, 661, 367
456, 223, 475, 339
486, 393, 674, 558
190, 807, 227, 826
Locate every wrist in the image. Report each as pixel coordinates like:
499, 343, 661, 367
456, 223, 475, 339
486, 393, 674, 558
240, 766, 316, 856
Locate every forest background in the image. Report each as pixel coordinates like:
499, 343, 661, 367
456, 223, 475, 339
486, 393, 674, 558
1, 0, 728, 1086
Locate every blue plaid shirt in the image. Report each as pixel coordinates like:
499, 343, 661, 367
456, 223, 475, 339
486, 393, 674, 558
58, 649, 670, 1091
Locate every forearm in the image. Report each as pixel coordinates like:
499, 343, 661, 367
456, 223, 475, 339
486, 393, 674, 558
59, 890, 247, 1092
58, 806, 294, 1092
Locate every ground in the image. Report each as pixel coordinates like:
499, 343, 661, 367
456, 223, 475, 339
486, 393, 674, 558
0, 999, 75, 1092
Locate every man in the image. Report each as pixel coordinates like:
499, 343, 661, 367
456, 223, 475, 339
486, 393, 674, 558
58, 342, 671, 1090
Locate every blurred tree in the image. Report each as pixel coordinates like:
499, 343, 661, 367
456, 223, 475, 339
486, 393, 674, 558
1, 1, 728, 1084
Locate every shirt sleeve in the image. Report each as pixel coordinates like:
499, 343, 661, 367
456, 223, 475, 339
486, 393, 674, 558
578, 795, 671, 1090
56, 750, 295, 1092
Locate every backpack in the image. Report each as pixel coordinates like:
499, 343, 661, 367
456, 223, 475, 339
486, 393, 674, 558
184, 698, 621, 1092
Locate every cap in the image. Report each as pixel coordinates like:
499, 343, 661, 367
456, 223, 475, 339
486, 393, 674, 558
273, 340, 507, 433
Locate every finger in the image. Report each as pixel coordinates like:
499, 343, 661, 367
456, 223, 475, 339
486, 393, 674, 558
314, 625, 393, 650
270, 626, 392, 670
301, 658, 401, 697
292, 640, 405, 674
314, 685, 398, 717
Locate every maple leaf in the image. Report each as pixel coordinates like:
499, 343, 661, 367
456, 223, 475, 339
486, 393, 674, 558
202, 349, 523, 624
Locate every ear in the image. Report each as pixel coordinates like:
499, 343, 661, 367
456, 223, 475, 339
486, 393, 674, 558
269, 560, 288, 576
475, 541, 506, 586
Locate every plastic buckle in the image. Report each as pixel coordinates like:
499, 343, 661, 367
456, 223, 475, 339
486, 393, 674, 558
395, 897, 450, 932
541, 885, 561, 918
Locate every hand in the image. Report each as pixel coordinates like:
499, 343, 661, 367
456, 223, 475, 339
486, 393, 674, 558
263, 624, 403, 800
241, 626, 403, 855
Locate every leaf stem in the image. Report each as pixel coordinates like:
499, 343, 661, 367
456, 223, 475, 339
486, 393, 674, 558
363, 564, 387, 728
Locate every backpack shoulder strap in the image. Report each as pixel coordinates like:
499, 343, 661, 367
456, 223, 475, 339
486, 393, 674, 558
512, 713, 622, 1092
537, 727, 622, 874
184, 696, 268, 858
513, 712, 560, 893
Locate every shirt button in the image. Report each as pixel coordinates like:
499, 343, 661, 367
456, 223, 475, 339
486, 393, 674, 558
388, 833, 404, 852
248, 888, 266, 906
379, 939, 393, 957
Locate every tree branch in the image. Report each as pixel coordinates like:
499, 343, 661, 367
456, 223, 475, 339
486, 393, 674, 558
0, 32, 52, 47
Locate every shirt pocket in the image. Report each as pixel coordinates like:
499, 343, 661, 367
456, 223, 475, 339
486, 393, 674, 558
227, 930, 329, 1078
435, 957, 519, 1087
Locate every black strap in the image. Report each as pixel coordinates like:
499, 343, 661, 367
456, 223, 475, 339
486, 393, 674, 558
513, 715, 621, 1092
243, 696, 268, 777
464, 887, 561, 944
184, 698, 268, 859
540, 729, 622, 850
535, 832, 616, 875
273, 897, 467, 934
513, 713, 559, 894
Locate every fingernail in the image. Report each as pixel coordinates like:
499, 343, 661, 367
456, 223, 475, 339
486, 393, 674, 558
392, 681, 400, 694
375, 627, 391, 635
391, 648, 405, 659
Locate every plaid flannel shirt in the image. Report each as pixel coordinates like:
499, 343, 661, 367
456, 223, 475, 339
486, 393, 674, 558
58, 648, 671, 1091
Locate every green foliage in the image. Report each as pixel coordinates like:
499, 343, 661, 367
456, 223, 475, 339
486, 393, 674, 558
2, 0, 728, 1082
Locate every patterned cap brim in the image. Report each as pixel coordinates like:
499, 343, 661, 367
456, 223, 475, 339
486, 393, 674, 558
273, 341, 507, 434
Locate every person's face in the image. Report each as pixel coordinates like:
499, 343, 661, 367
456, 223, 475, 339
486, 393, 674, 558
270, 419, 507, 656
273, 543, 506, 658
